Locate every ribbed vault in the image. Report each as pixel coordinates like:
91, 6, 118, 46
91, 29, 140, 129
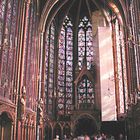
39, 0, 127, 32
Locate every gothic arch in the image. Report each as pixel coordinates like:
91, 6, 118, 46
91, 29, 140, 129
53, 123, 62, 139
0, 111, 14, 122
38, 1, 128, 102
74, 113, 98, 124
63, 123, 71, 137
39, 0, 126, 33
44, 123, 53, 140
73, 113, 98, 136
0, 112, 14, 140
0, 106, 15, 122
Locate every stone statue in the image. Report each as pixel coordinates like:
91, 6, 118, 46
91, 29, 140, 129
37, 98, 43, 124
20, 86, 26, 119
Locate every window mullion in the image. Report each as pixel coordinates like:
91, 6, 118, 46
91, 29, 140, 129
64, 27, 67, 115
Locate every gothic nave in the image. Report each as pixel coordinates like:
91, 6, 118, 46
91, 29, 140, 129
0, 0, 140, 140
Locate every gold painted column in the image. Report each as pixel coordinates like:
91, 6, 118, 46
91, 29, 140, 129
15, 0, 31, 139
36, 32, 45, 140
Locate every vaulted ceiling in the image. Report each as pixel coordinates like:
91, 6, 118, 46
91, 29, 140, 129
39, 0, 128, 32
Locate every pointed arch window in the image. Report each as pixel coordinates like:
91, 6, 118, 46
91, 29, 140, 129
45, 22, 55, 116
57, 16, 73, 115
2, 0, 14, 81
78, 16, 93, 70
77, 16, 95, 108
78, 77, 95, 104
0, 0, 19, 99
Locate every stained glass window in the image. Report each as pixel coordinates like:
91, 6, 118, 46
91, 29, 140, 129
78, 28, 85, 69
77, 16, 95, 106
78, 77, 95, 104
86, 27, 94, 69
2, 0, 13, 77
0, 0, 6, 44
0, 0, 8, 90
1, 0, 14, 97
57, 16, 73, 115
45, 22, 55, 116
78, 16, 93, 70
7, 0, 18, 100
0, 0, 21, 100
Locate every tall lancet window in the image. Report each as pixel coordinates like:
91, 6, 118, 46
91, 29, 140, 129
0, 0, 6, 44
0, 0, 18, 98
45, 22, 55, 116
57, 16, 73, 115
77, 16, 95, 106
78, 16, 93, 70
